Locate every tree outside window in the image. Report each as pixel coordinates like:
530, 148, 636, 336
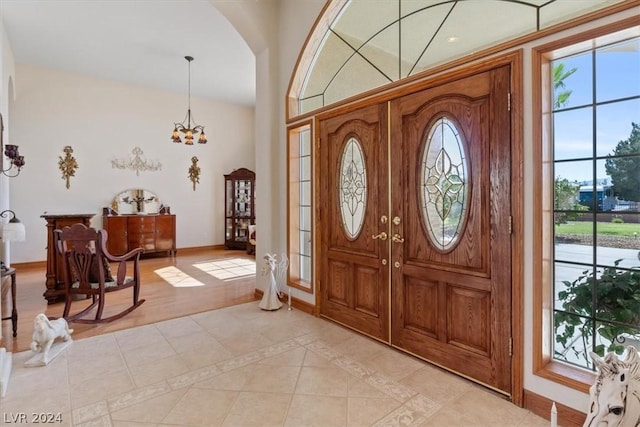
551, 37, 640, 370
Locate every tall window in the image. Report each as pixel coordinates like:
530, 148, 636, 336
549, 33, 640, 372
288, 123, 313, 292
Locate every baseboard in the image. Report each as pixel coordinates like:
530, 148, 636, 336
175, 244, 227, 254
254, 288, 316, 315
10, 245, 234, 269
9, 260, 46, 269
523, 389, 586, 427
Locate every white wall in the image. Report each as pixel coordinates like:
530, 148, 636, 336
212, 0, 281, 295
276, 0, 326, 306
213, 0, 324, 301
0, 17, 15, 207
0, 18, 15, 222
0, 10, 16, 343
8, 64, 254, 263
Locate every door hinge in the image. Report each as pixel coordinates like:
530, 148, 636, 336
509, 337, 513, 357
508, 215, 512, 234
507, 92, 511, 111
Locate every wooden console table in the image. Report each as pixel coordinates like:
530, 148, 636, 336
41, 213, 95, 304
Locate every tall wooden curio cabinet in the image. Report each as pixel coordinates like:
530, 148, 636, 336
224, 168, 255, 250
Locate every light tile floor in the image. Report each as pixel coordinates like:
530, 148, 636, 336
2, 302, 549, 426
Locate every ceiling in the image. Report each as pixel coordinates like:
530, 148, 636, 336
0, 0, 256, 106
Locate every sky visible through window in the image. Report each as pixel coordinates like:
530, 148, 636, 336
553, 38, 640, 185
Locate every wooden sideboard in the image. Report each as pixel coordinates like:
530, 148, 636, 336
102, 214, 176, 257
41, 213, 95, 304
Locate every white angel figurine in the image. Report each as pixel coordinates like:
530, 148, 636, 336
259, 253, 289, 311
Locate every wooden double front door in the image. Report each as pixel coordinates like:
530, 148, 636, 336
319, 66, 513, 394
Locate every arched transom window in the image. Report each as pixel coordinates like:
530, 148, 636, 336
288, 0, 626, 119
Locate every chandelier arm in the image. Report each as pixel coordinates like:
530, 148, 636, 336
189, 111, 201, 130
174, 109, 190, 129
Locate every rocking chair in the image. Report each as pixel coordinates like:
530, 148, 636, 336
54, 223, 145, 323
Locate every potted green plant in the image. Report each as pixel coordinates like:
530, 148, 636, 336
555, 259, 640, 368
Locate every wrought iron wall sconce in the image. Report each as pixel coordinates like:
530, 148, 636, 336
58, 146, 78, 189
2, 144, 25, 177
1, 113, 25, 178
188, 156, 200, 191
0, 209, 26, 243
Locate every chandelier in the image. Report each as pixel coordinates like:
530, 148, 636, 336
171, 56, 207, 145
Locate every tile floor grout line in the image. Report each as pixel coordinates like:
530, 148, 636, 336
6, 301, 549, 426
78, 329, 301, 419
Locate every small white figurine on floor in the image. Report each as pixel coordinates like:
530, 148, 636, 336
583, 346, 640, 427
25, 314, 74, 367
259, 253, 289, 311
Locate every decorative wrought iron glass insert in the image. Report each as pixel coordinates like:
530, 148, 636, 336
339, 137, 367, 239
293, 0, 628, 117
420, 117, 468, 251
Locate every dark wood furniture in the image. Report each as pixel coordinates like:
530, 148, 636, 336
102, 213, 176, 257
224, 168, 255, 250
54, 223, 145, 323
41, 213, 95, 304
247, 225, 256, 254
1, 267, 17, 337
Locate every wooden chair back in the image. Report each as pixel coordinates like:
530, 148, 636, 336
54, 223, 145, 323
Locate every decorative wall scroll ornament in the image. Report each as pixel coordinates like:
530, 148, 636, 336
58, 145, 78, 189
188, 156, 200, 191
584, 346, 640, 427
25, 313, 73, 367
259, 253, 290, 311
111, 146, 162, 176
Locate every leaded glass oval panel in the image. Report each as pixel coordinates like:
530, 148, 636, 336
420, 117, 468, 251
339, 137, 367, 239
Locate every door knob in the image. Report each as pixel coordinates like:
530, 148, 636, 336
392, 233, 405, 243
372, 231, 388, 240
